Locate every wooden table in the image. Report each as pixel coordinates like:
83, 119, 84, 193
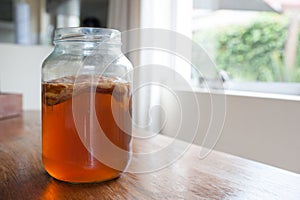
1, 111, 300, 199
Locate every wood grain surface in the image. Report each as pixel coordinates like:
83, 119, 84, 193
1, 111, 300, 200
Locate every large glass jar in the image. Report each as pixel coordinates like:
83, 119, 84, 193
41, 28, 133, 183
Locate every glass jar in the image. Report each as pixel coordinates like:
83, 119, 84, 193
42, 27, 133, 183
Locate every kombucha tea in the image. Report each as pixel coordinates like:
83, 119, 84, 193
42, 75, 132, 183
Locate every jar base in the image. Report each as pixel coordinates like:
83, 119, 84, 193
43, 157, 123, 183
47, 172, 121, 184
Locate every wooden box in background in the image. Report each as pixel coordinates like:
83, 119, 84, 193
0, 93, 22, 120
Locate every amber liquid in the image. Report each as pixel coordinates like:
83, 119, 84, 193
42, 76, 132, 183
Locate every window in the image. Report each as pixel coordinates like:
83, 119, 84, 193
192, 0, 300, 95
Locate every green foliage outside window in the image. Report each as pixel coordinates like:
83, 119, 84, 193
193, 13, 300, 82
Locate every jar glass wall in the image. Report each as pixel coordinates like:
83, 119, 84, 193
41, 28, 133, 183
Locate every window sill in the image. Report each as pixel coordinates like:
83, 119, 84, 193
223, 89, 300, 102
175, 86, 300, 102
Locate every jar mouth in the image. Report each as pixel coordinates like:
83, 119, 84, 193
54, 27, 121, 44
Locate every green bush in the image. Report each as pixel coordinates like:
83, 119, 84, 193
215, 13, 300, 82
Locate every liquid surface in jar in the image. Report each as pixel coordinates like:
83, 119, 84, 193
42, 75, 132, 183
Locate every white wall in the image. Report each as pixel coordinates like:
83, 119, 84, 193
0, 44, 53, 110
162, 90, 300, 174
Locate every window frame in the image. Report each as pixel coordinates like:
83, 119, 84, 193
191, 0, 300, 96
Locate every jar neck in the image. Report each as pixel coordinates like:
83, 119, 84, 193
55, 42, 122, 56
53, 28, 122, 56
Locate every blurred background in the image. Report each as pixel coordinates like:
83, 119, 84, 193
0, 0, 109, 45
1, 0, 300, 91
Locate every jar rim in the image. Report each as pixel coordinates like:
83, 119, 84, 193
54, 27, 121, 44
